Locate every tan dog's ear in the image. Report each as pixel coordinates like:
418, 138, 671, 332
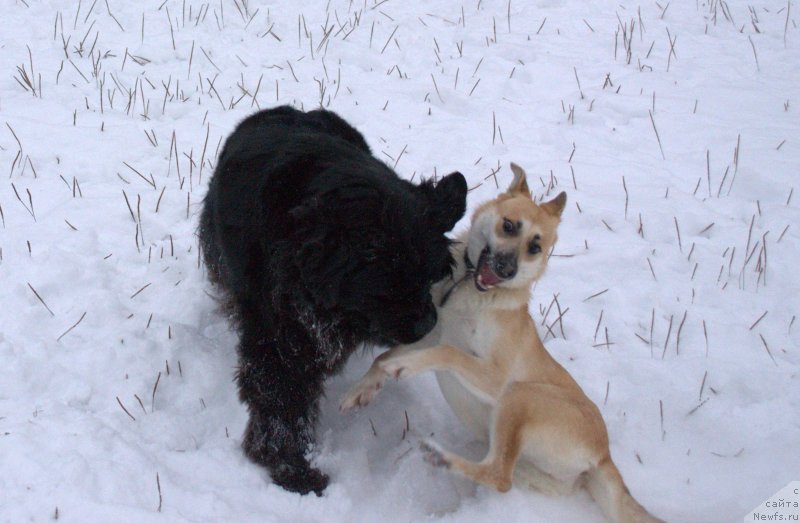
508, 162, 531, 197
541, 191, 567, 217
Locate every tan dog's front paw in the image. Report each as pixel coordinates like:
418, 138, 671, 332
340, 377, 383, 412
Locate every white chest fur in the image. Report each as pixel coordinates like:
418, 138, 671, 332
437, 305, 495, 359
431, 281, 503, 440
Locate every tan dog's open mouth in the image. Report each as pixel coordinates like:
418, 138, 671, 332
474, 247, 503, 291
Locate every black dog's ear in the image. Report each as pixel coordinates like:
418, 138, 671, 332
427, 171, 467, 232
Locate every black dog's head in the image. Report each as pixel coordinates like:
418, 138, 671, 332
291, 171, 467, 346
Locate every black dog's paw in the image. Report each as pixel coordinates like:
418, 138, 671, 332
273, 464, 329, 496
241, 418, 329, 495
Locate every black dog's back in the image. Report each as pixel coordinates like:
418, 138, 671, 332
199, 106, 466, 495
201, 107, 378, 279
201, 107, 367, 291
217, 105, 371, 164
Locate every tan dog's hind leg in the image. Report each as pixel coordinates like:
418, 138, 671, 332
424, 382, 605, 495
422, 389, 529, 492
507, 383, 663, 523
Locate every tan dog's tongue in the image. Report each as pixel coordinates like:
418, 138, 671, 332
477, 261, 502, 288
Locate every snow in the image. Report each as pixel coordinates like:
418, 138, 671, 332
1, 1, 798, 522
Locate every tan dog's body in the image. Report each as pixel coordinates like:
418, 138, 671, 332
341, 164, 662, 523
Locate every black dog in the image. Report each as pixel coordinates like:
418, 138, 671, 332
199, 106, 467, 495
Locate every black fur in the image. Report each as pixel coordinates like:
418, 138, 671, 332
199, 106, 467, 495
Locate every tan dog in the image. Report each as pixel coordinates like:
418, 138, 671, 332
341, 163, 662, 523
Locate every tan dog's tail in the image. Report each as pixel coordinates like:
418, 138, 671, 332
585, 455, 664, 523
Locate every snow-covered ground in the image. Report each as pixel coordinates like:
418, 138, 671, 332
1, 1, 798, 521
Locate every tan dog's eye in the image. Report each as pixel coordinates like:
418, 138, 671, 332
528, 234, 541, 255
502, 218, 519, 236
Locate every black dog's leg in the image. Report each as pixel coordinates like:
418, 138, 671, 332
236, 321, 329, 495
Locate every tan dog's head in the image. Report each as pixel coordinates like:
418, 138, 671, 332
466, 163, 566, 292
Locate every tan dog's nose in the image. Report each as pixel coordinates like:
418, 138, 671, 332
492, 252, 517, 279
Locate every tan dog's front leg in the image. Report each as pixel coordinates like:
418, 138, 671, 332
379, 344, 505, 400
